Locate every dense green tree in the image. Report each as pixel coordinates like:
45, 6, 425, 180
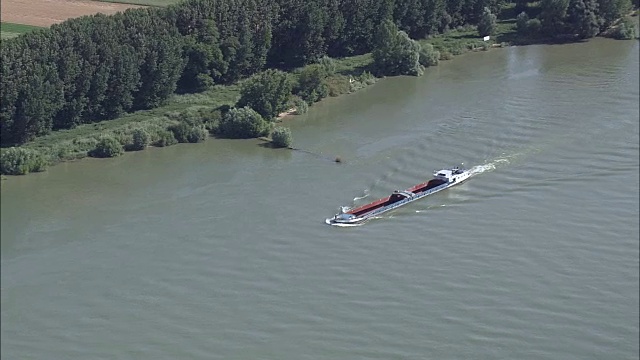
425, 0, 450, 35
478, 7, 498, 36
372, 20, 422, 76
11, 65, 64, 144
0, 43, 20, 144
49, 23, 91, 129
515, 0, 529, 13
236, 69, 292, 120
100, 44, 140, 119
394, 0, 426, 38
566, 0, 601, 38
338, 0, 394, 55
516, 11, 531, 33
323, 0, 346, 56
598, 0, 632, 28
133, 33, 185, 110
539, 0, 570, 35
224, 12, 256, 81
447, 0, 466, 27
177, 19, 225, 92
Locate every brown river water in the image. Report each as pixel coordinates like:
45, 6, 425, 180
2, 38, 638, 359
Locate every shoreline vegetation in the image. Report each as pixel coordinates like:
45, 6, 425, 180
1, 0, 638, 178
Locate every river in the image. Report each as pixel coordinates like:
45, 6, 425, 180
1, 38, 638, 359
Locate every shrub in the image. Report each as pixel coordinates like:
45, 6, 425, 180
526, 18, 542, 35
0, 147, 48, 175
90, 135, 124, 158
112, 132, 133, 148
73, 137, 99, 152
271, 127, 293, 148
139, 123, 167, 145
295, 64, 330, 104
216, 106, 270, 138
449, 45, 464, 55
419, 44, 440, 67
612, 19, 638, 40
318, 56, 337, 76
358, 71, 377, 85
292, 96, 309, 114
186, 126, 208, 143
48, 143, 73, 162
169, 122, 192, 143
168, 122, 206, 143
326, 75, 352, 96
47, 141, 88, 162
165, 111, 182, 121
372, 20, 422, 76
201, 108, 224, 131
130, 128, 150, 151
440, 51, 453, 60
155, 130, 178, 147
339, 71, 379, 93
195, 73, 215, 92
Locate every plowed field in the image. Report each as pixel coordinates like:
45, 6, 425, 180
1, 0, 143, 27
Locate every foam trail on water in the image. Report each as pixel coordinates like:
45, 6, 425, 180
353, 189, 369, 202
469, 156, 511, 176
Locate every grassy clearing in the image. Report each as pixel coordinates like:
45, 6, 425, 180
96, 0, 182, 6
333, 54, 374, 76
1, 22, 42, 39
24, 84, 241, 152
418, 21, 517, 58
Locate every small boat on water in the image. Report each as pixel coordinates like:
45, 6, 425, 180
326, 166, 471, 226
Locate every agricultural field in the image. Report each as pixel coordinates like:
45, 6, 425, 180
0, 22, 42, 39
97, 0, 182, 6
0, 0, 143, 27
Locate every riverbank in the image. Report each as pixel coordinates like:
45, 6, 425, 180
1, 25, 506, 178
4, 54, 376, 173
2, 10, 637, 179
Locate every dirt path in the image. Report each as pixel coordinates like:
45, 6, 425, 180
1, 0, 143, 27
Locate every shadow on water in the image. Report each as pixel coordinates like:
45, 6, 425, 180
257, 137, 343, 163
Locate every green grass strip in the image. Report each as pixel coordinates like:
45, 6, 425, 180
1, 22, 42, 39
